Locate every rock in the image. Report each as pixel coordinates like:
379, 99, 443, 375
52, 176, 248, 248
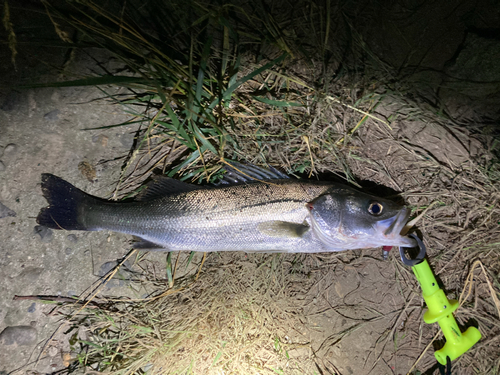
43, 109, 60, 121
0, 326, 37, 346
0, 201, 16, 218
98, 260, 133, 277
4, 143, 18, 156
118, 132, 135, 148
20, 267, 44, 282
64, 247, 73, 256
47, 346, 58, 357
27, 303, 36, 313
92, 134, 108, 147
98, 260, 133, 288
34, 225, 53, 242
66, 234, 77, 243
78, 161, 96, 182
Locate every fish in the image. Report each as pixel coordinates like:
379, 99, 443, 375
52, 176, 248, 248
36, 163, 416, 253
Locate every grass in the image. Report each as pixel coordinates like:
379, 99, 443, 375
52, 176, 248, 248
29, 0, 398, 191
7, 0, 500, 374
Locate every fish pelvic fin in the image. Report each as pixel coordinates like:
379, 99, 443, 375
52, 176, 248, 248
132, 237, 169, 251
37, 174, 97, 231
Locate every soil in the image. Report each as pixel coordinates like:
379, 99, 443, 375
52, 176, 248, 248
1, 1, 499, 375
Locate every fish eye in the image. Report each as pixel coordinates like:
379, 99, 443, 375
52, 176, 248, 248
368, 202, 383, 216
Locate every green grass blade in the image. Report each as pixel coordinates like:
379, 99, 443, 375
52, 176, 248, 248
253, 96, 303, 107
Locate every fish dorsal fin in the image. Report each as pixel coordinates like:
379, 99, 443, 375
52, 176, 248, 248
218, 162, 289, 185
135, 175, 201, 201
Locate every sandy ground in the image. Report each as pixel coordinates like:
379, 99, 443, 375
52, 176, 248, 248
0, 67, 140, 374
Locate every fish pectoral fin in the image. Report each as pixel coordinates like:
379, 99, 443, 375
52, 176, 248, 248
257, 221, 310, 238
132, 237, 168, 251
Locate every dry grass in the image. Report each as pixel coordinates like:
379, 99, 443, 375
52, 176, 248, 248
67, 252, 322, 374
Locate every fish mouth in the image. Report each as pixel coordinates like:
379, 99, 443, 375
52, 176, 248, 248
376, 207, 416, 247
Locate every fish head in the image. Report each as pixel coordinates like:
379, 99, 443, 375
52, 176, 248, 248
307, 189, 416, 250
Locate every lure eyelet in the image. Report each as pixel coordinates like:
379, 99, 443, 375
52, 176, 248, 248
368, 202, 383, 216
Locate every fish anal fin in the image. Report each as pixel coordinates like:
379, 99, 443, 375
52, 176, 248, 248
258, 221, 309, 238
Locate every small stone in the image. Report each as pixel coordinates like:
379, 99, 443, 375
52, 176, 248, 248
43, 109, 60, 121
27, 303, 36, 313
0, 201, 16, 218
92, 134, 108, 147
20, 267, 44, 282
0, 161, 5, 172
34, 225, 53, 242
98, 260, 133, 288
0, 326, 37, 346
66, 234, 77, 243
78, 161, 96, 182
98, 260, 132, 277
65, 247, 73, 256
118, 132, 135, 148
47, 346, 58, 357
4, 143, 18, 156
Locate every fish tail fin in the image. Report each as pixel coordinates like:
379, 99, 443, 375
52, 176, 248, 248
37, 173, 97, 231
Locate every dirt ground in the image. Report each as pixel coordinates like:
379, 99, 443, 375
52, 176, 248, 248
1, 1, 499, 375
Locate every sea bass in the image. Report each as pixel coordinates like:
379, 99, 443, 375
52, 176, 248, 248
36, 164, 415, 252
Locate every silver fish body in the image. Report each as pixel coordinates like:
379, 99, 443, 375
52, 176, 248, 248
37, 168, 415, 252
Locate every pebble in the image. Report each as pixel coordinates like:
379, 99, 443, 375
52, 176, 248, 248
118, 132, 135, 148
27, 303, 36, 313
4, 143, 18, 156
92, 134, 108, 147
0, 201, 16, 218
0, 326, 37, 346
98, 260, 133, 288
20, 267, 44, 282
98, 260, 132, 277
43, 109, 60, 121
66, 234, 78, 243
47, 346, 58, 357
34, 225, 53, 242
64, 247, 74, 256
